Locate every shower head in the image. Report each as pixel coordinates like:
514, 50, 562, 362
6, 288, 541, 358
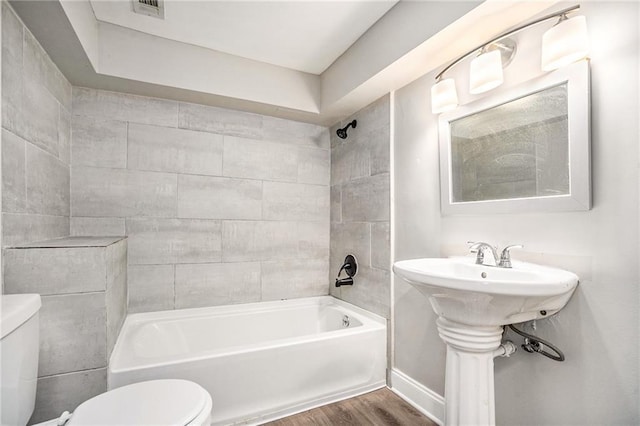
336, 120, 357, 139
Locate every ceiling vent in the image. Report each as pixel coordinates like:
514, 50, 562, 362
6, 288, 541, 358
132, 0, 165, 19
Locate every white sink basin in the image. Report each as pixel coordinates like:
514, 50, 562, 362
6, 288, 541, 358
393, 257, 578, 326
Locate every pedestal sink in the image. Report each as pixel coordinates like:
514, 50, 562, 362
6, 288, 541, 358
393, 256, 578, 426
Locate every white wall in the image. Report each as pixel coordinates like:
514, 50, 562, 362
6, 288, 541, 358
393, 2, 639, 424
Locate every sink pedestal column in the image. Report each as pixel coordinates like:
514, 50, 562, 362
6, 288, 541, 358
436, 318, 504, 426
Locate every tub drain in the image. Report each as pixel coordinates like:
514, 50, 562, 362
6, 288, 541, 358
342, 315, 350, 327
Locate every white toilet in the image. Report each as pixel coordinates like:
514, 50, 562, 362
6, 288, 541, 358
0, 294, 213, 426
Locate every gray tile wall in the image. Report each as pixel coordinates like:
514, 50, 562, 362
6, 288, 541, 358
1, 3, 71, 255
70, 87, 331, 313
32, 368, 107, 425
1, 6, 128, 422
3, 237, 127, 424
330, 96, 391, 318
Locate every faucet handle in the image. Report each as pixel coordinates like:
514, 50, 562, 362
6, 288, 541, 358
499, 244, 523, 268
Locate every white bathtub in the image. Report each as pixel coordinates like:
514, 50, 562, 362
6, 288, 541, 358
108, 296, 387, 425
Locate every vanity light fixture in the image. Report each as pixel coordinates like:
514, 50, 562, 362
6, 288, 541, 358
469, 48, 504, 94
431, 78, 459, 114
541, 14, 589, 71
431, 4, 588, 114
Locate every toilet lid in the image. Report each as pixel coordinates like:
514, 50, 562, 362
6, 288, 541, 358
68, 379, 209, 426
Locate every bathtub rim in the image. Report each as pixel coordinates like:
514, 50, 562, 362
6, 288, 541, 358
109, 296, 386, 374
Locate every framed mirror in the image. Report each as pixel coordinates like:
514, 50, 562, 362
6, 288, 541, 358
438, 60, 590, 215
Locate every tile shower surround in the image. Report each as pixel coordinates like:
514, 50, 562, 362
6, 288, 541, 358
2, 3, 390, 421
1, 2, 72, 251
70, 87, 331, 313
2, 5, 331, 419
1, 5, 103, 423
330, 95, 391, 318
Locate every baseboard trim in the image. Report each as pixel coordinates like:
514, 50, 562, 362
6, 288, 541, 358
390, 369, 444, 426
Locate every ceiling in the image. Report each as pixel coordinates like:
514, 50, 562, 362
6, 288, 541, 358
11, 1, 562, 124
89, 0, 397, 75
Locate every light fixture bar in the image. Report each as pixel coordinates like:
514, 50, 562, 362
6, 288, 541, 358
434, 4, 581, 81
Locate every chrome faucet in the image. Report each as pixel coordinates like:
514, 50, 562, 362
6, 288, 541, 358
468, 241, 499, 266
468, 242, 523, 268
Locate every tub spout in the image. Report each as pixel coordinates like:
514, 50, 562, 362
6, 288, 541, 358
335, 277, 354, 287
335, 254, 358, 287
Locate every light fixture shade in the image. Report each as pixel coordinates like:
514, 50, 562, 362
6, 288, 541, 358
431, 78, 458, 114
469, 49, 504, 94
541, 15, 589, 71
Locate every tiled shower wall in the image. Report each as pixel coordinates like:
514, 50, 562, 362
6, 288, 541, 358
330, 95, 391, 318
1, 2, 71, 254
1, 5, 108, 423
70, 88, 331, 312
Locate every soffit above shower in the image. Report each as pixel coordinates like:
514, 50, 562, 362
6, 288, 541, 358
89, 0, 398, 75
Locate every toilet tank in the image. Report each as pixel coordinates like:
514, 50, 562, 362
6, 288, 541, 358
1, 294, 41, 426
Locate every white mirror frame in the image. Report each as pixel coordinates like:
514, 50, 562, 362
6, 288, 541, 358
438, 59, 591, 215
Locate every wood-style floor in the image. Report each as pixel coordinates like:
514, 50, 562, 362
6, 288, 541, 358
264, 388, 438, 426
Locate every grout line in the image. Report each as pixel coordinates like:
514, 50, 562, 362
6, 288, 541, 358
7, 125, 68, 168
38, 366, 106, 380
22, 136, 28, 215
260, 180, 264, 220
259, 261, 264, 302
368, 222, 373, 268
71, 163, 329, 187
174, 165, 179, 218
220, 134, 226, 179
125, 121, 129, 169
2, 212, 71, 218
40, 290, 106, 297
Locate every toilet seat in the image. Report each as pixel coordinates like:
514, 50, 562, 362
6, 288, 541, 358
67, 379, 212, 426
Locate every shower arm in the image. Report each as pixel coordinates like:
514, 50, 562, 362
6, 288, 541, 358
336, 120, 357, 139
